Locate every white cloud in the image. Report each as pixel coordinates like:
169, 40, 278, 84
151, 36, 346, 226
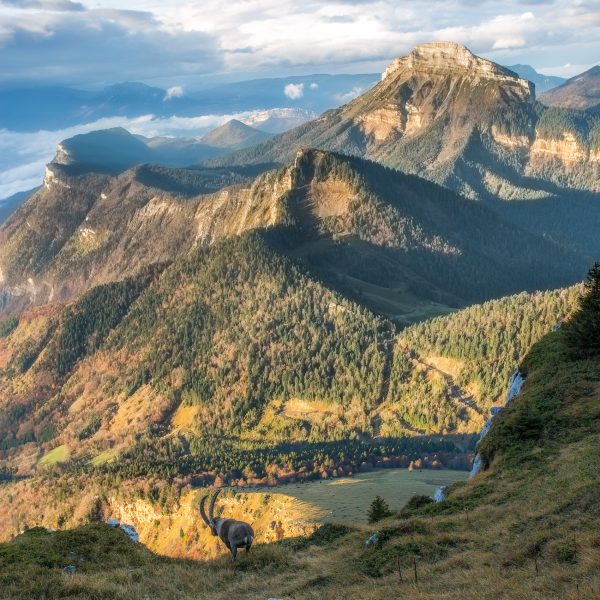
284, 82, 304, 99
333, 86, 365, 103
0, 3, 221, 85
164, 85, 184, 100
493, 37, 526, 50
309, 82, 319, 90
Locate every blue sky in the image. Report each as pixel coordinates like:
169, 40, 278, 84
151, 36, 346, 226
0, 0, 598, 88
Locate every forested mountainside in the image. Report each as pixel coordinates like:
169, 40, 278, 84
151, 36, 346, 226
2, 269, 599, 600
0, 275, 583, 563
0, 239, 580, 478
0, 149, 581, 317
389, 286, 581, 435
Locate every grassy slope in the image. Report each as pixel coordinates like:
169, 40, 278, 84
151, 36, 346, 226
1, 327, 599, 599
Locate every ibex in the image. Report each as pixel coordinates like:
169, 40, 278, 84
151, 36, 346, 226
200, 489, 255, 560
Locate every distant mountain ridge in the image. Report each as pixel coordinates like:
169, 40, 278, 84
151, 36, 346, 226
540, 65, 600, 112
48, 124, 272, 172
0, 148, 582, 317
507, 64, 565, 93
0, 74, 379, 132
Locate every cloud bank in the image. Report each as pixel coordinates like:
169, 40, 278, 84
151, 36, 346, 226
0, 0, 597, 86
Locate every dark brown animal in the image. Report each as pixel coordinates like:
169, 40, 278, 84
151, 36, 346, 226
200, 490, 254, 560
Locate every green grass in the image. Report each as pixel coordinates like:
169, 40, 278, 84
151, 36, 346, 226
479, 331, 600, 470
90, 450, 117, 467
273, 469, 466, 523
39, 445, 70, 467
0, 525, 153, 600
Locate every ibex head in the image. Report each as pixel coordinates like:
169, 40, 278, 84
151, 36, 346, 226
199, 489, 255, 560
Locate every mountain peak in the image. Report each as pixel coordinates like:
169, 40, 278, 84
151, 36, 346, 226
409, 41, 476, 62
382, 41, 532, 96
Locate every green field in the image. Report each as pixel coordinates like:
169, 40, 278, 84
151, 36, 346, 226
272, 468, 467, 524
38, 444, 70, 466
90, 449, 118, 467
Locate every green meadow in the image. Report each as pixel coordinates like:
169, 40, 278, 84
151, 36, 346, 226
270, 468, 467, 523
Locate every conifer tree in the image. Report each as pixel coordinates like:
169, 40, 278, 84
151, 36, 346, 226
566, 263, 600, 356
367, 495, 391, 523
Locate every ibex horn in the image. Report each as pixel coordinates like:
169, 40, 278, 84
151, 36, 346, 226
199, 495, 211, 527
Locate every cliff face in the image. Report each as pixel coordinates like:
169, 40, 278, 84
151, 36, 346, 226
382, 42, 533, 91
370, 41, 533, 147
0, 164, 291, 313
110, 490, 318, 560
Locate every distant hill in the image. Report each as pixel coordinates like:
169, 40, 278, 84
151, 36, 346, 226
506, 64, 565, 93
47, 126, 269, 172
200, 119, 272, 149
540, 65, 600, 112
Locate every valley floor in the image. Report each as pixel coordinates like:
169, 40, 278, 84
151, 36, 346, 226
270, 468, 466, 524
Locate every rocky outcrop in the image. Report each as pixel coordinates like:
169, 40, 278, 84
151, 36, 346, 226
529, 132, 587, 163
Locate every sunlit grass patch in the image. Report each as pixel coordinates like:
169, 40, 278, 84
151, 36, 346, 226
39, 445, 70, 466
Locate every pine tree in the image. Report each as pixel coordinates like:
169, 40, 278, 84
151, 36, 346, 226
367, 495, 391, 523
566, 263, 600, 356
